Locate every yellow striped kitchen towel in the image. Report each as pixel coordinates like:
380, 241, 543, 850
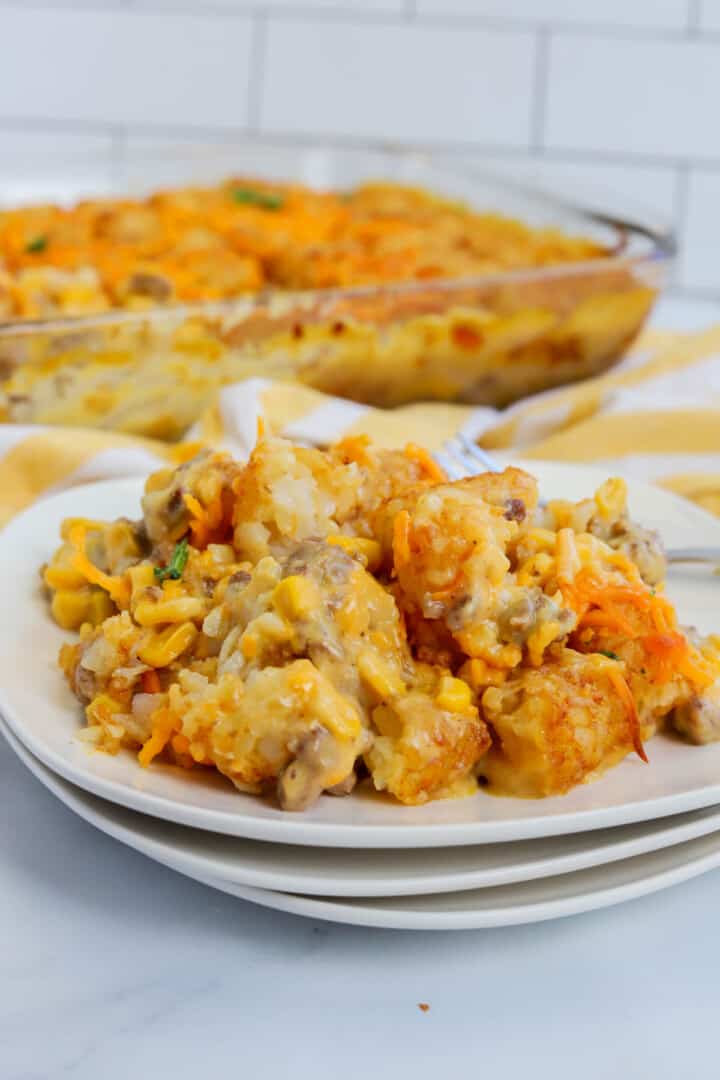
2, 323, 720, 527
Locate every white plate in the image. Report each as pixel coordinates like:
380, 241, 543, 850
5, 716, 720, 930
186, 837, 720, 930
2, 465, 720, 849
6, 714, 720, 899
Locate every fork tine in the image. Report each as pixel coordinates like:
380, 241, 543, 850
437, 447, 716, 563
433, 447, 466, 481
439, 435, 503, 479
440, 439, 473, 479
457, 433, 503, 474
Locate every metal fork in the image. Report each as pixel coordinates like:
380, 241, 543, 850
433, 434, 720, 567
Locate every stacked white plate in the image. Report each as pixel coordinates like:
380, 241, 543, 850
3, 464, 720, 930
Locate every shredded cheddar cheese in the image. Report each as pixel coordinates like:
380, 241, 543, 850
0, 178, 609, 320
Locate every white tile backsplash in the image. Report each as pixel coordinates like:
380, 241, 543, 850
0, 130, 115, 205
133, 0, 404, 10
469, 153, 678, 222
1, 0, 720, 296
0, 1, 127, 6
261, 20, 535, 146
0, 8, 253, 128
0, 130, 113, 156
417, 0, 690, 30
546, 34, 720, 158
678, 169, 720, 291
698, 1, 720, 30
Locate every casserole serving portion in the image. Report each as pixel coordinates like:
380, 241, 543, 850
43, 435, 720, 811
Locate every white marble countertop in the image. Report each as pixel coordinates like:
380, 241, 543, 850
3, 295, 720, 1080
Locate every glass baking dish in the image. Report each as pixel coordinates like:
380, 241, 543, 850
0, 140, 673, 440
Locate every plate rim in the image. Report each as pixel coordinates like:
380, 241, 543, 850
181, 839, 720, 930
6, 711, 720, 932
7, 713, 720, 897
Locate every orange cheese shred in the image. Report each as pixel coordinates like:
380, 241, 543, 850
183, 493, 209, 548
404, 443, 446, 483
138, 708, 176, 768
67, 524, 130, 607
171, 733, 191, 755
335, 435, 372, 467
392, 510, 411, 572
607, 667, 648, 763
580, 609, 636, 637
643, 631, 712, 689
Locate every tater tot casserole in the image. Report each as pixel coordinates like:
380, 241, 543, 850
43, 435, 720, 811
0, 178, 610, 315
0, 175, 662, 437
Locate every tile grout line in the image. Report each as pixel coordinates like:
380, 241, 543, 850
687, 0, 702, 34
247, 10, 267, 132
530, 26, 550, 153
0, 4, 701, 38
109, 126, 128, 185
0, 2, 716, 40
672, 284, 720, 301
672, 163, 691, 289
1, 121, 718, 177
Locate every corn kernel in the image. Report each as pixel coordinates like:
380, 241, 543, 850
51, 589, 90, 630
272, 575, 318, 620
128, 564, 156, 601
435, 674, 473, 713
527, 620, 562, 668
357, 649, 405, 701
162, 579, 185, 600
517, 552, 554, 587
372, 704, 403, 738
86, 590, 115, 627
459, 658, 507, 691
285, 659, 318, 696
137, 622, 197, 667
60, 517, 105, 541
86, 693, 125, 726
595, 477, 627, 521
250, 612, 292, 643
322, 699, 361, 743
144, 467, 175, 495
189, 741, 207, 763
326, 535, 382, 572
44, 559, 87, 591
134, 596, 206, 627
241, 634, 258, 659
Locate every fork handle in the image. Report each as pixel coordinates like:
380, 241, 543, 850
667, 547, 720, 564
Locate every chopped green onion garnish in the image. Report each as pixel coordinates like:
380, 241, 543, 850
25, 235, 47, 254
154, 537, 190, 582
232, 187, 283, 211
599, 650, 620, 661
